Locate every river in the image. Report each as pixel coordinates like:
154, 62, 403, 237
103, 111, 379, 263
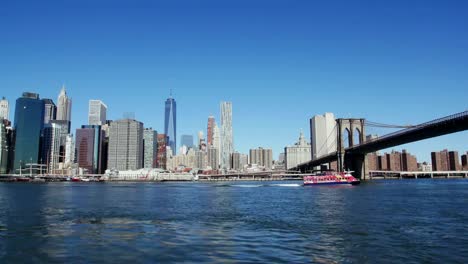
1, 180, 467, 263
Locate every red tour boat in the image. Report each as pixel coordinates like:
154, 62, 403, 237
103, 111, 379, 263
304, 171, 360, 186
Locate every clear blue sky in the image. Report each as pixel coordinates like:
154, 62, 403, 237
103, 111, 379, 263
1, 0, 467, 162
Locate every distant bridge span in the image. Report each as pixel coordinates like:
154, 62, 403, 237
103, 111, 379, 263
292, 111, 468, 179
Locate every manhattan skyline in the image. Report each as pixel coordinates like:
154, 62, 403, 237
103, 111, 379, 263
1, 0, 467, 162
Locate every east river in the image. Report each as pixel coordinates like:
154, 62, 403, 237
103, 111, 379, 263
1, 180, 467, 263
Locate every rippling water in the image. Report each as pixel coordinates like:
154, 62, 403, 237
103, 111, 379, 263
1, 180, 468, 263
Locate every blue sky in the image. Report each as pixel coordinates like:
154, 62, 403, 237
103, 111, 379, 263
1, 0, 467, 162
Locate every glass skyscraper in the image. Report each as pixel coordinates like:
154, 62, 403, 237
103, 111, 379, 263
164, 97, 177, 155
13, 92, 45, 171
220, 101, 233, 170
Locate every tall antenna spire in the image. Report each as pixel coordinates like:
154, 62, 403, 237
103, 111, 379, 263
170, 88, 173, 98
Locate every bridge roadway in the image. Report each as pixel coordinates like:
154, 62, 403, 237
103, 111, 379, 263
294, 111, 468, 178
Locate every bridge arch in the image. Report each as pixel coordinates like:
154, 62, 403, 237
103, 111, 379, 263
353, 127, 362, 146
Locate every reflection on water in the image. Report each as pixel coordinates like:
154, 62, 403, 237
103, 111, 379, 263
1, 180, 468, 262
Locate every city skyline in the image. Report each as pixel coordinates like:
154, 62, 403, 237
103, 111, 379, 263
1, 1, 467, 162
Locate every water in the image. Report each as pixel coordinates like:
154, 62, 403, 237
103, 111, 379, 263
1, 180, 468, 263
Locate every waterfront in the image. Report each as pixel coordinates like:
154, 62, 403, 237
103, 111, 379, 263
1, 180, 468, 263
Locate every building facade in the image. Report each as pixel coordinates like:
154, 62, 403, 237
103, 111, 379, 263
0, 120, 12, 173
42, 99, 56, 124
41, 123, 63, 172
207, 146, 219, 170
76, 125, 104, 174
156, 134, 167, 169
0, 97, 9, 121
249, 147, 273, 170
88, 100, 107, 126
310, 113, 336, 160
13, 92, 45, 172
220, 101, 233, 170
431, 149, 461, 171
164, 97, 177, 155
143, 128, 157, 168
285, 131, 311, 170
56, 86, 72, 122
108, 119, 144, 171
207, 116, 215, 146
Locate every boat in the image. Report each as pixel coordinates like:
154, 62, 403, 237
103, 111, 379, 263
304, 171, 360, 186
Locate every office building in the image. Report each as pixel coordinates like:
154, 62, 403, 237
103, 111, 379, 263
76, 125, 104, 174
165, 96, 177, 154
108, 119, 144, 171
220, 101, 233, 170
89, 100, 107, 125
42, 99, 57, 124
310, 113, 336, 160
41, 123, 63, 172
285, 131, 311, 170
0, 97, 9, 120
0, 120, 12, 173
56, 86, 72, 122
13, 92, 45, 171
232, 152, 248, 171
143, 128, 157, 168
65, 134, 75, 166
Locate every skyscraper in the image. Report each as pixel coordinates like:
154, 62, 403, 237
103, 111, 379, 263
56, 86, 72, 122
0, 97, 9, 120
108, 119, 144, 171
220, 101, 233, 170
143, 128, 157, 168
76, 125, 104, 174
42, 98, 56, 124
207, 146, 219, 170
157, 134, 168, 169
88, 100, 107, 125
164, 96, 177, 155
13, 92, 45, 171
41, 122, 63, 172
207, 116, 215, 146
310, 113, 337, 160
65, 134, 75, 166
0, 121, 11, 173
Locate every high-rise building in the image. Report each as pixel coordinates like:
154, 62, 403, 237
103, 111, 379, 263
195, 150, 206, 169
41, 123, 63, 172
207, 116, 215, 146
65, 134, 75, 166
207, 146, 219, 170
448, 151, 461, 171
231, 152, 247, 171
0, 97, 9, 121
285, 130, 312, 169
461, 152, 468, 170
220, 102, 233, 170
56, 86, 72, 122
143, 128, 157, 168
0, 120, 12, 173
401, 149, 418, 171
108, 119, 143, 171
164, 96, 177, 155
13, 92, 45, 171
42, 99, 57, 124
430, 149, 461, 171
88, 100, 107, 126
198, 131, 206, 151
76, 125, 104, 174
181, 135, 194, 149
249, 147, 273, 170
310, 113, 336, 160
157, 134, 167, 169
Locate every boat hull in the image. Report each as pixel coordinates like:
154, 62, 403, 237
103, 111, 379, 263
303, 181, 360, 186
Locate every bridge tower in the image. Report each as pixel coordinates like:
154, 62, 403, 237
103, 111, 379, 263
336, 118, 368, 179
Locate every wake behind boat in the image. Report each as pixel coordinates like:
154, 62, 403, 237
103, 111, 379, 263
304, 171, 360, 186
